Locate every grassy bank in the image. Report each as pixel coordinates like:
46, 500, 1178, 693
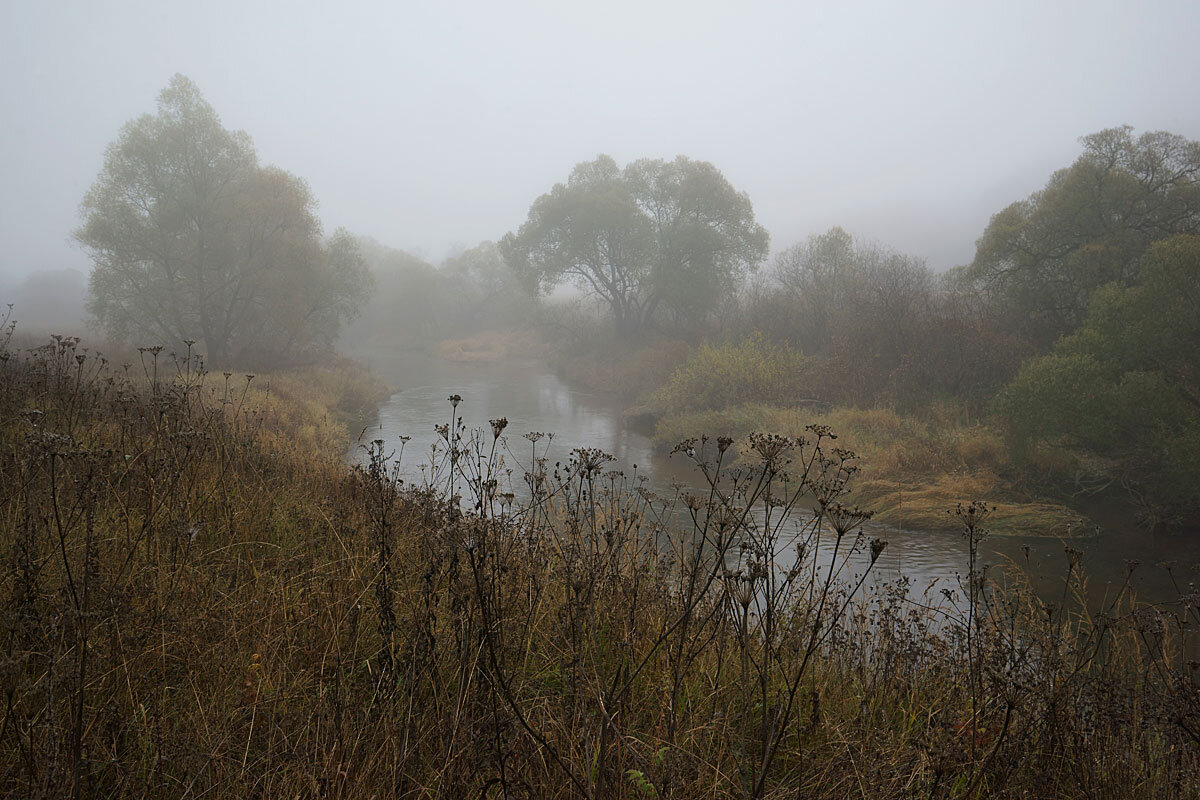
617, 334, 1090, 537
2, 337, 1196, 798
435, 329, 552, 363
240, 356, 392, 453
653, 404, 1088, 536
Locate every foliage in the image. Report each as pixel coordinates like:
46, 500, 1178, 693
551, 332, 694, 403
771, 228, 870, 352
996, 234, 1200, 526
500, 155, 769, 333
967, 126, 1200, 346
77, 74, 370, 365
737, 228, 1026, 412
1, 335, 1196, 798
440, 240, 537, 329
650, 332, 807, 415
442, 240, 525, 300
772, 227, 931, 357
338, 239, 445, 347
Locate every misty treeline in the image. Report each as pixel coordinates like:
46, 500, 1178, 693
57, 74, 533, 364
46, 75, 1200, 526
338, 239, 534, 352
0, 270, 87, 337
498, 129, 1200, 528
770, 129, 1200, 529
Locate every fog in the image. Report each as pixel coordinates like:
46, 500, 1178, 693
5, 5, 1200, 790
2, 0, 1198, 287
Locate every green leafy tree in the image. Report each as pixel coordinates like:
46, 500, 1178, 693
967, 126, 1200, 347
77, 74, 369, 364
500, 155, 769, 334
996, 234, 1200, 527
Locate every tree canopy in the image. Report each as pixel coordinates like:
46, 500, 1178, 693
966, 126, 1200, 346
77, 74, 370, 365
996, 234, 1200, 527
772, 227, 931, 359
499, 155, 769, 333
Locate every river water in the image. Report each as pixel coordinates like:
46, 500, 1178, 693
351, 352, 1200, 609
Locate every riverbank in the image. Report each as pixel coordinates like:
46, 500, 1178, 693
434, 328, 551, 363
652, 403, 1089, 536
4, 337, 1195, 798
541, 332, 1092, 537
241, 356, 393, 453
550, 334, 695, 402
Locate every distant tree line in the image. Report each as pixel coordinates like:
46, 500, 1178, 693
70, 75, 1200, 525
0, 269, 87, 336
338, 239, 534, 352
497, 127, 1200, 526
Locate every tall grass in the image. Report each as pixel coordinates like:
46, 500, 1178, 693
1, 328, 1197, 798
654, 404, 1088, 536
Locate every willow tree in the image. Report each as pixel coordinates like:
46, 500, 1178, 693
967, 126, 1200, 347
500, 155, 769, 334
77, 74, 369, 364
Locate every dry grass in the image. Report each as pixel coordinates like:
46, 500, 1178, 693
435, 329, 550, 363
2, 333, 1196, 799
655, 404, 1087, 535
239, 356, 391, 453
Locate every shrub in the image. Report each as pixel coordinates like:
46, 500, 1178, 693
993, 235, 1200, 527
650, 332, 808, 414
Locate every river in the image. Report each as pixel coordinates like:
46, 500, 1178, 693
350, 351, 1200, 610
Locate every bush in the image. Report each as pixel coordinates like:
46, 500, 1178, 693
993, 235, 1200, 527
554, 335, 694, 402
650, 332, 808, 415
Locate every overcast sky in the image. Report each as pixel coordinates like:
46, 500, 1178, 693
2, 0, 1198, 285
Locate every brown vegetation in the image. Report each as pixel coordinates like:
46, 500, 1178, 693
653, 402, 1088, 537
435, 330, 551, 364
2, 332, 1197, 798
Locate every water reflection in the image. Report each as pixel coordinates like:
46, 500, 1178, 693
353, 353, 1200, 608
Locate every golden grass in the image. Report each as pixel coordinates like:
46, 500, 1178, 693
855, 473, 1087, 536
655, 404, 1089, 535
2, 341, 1192, 799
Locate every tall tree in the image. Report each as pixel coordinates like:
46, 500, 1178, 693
500, 155, 768, 334
77, 74, 368, 364
967, 126, 1200, 347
